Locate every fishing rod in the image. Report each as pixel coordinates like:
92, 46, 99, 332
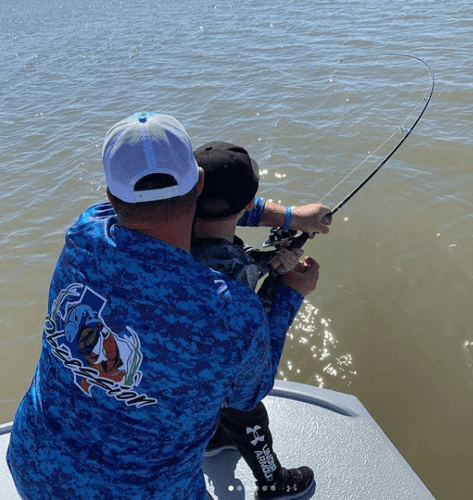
263, 54, 435, 252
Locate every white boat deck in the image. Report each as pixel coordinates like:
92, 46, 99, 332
1, 380, 436, 499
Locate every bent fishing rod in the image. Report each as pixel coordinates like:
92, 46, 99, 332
263, 54, 435, 252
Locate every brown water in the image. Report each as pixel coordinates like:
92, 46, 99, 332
1, 1, 473, 498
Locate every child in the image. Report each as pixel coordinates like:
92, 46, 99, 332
192, 141, 315, 500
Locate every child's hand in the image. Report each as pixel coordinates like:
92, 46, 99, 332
292, 203, 332, 235
268, 246, 304, 274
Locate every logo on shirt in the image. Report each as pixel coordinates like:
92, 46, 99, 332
44, 283, 157, 408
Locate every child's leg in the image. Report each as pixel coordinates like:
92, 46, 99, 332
218, 402, 282, 484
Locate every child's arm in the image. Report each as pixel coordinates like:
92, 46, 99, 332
237, 198, 332, 235
259, 201, 332, 235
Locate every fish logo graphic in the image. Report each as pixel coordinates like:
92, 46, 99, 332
45, 283, 156, 407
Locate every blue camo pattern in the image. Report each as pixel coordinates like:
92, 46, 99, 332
191, 238, 303, 355
7, 202, 289, 500
236, 196, 265, 227
191, 237, 261, 290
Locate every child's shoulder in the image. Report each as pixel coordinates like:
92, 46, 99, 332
192, 237, 250, 264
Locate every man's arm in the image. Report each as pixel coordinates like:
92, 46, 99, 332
226, 256, 320, 410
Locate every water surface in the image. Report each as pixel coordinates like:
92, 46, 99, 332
1, 1, 472, 498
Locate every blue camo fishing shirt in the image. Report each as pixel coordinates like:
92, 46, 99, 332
7, 200, 301, 500
191, 236, 263, 290
191, 235, 303, 339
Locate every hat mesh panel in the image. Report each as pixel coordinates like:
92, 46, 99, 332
109, 142, 150, 185
109, 130, 193, 191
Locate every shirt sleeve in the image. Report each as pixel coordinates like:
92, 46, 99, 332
225, 282, 303, 411
237, 197, 266, 227
266, 282, 304, 338
224, 314, 274, 411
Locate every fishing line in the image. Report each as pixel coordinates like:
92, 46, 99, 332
317, 60, 431, 206
264, 53, 435, 250
323, 53, 435, 217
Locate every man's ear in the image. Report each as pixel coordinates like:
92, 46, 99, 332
196, 168, 205, 196
106, 188, 115, 206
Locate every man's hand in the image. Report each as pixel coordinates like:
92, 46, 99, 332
280, 256, 320, 297
291, 204, 332, 235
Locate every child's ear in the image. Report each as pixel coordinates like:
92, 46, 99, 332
245, 198, 255, 211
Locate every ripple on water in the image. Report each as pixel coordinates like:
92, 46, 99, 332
279, 301, 357, 388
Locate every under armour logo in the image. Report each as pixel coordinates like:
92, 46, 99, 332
246, 425, 265, 446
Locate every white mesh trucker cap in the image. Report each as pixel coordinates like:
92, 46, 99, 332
102, 112, 199, 203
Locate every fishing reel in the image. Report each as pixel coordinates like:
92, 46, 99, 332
244, 227, 299, 281
262, 227, 310, 250
256, 227, 306, 309
262, 227, 298, 248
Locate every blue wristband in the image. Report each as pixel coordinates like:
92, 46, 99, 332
282, 206, 292, 232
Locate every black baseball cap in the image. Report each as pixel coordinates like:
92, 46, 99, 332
194, 141, 260, 219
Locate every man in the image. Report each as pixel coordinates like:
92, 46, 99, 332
7, 112, 320, 500
192, 142, 330, 499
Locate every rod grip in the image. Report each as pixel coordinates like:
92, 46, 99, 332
288, 232, 311, 249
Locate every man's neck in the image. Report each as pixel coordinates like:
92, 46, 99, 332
123, 218, 194, 252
